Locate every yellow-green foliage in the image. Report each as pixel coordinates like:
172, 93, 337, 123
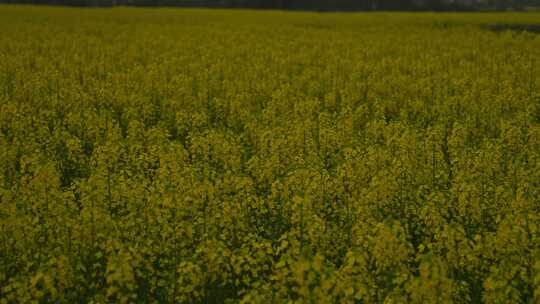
1, 5, 540, 303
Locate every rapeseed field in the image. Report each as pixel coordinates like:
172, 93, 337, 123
1, 5, 540, 303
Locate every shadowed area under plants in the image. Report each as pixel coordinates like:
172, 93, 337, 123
485, 23, 540, 33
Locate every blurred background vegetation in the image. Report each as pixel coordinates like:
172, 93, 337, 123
0, 0, 538, 11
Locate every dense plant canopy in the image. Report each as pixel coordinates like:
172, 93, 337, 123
0, 5, 540, 303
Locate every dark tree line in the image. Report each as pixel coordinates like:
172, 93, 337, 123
0, 0, 537, 11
